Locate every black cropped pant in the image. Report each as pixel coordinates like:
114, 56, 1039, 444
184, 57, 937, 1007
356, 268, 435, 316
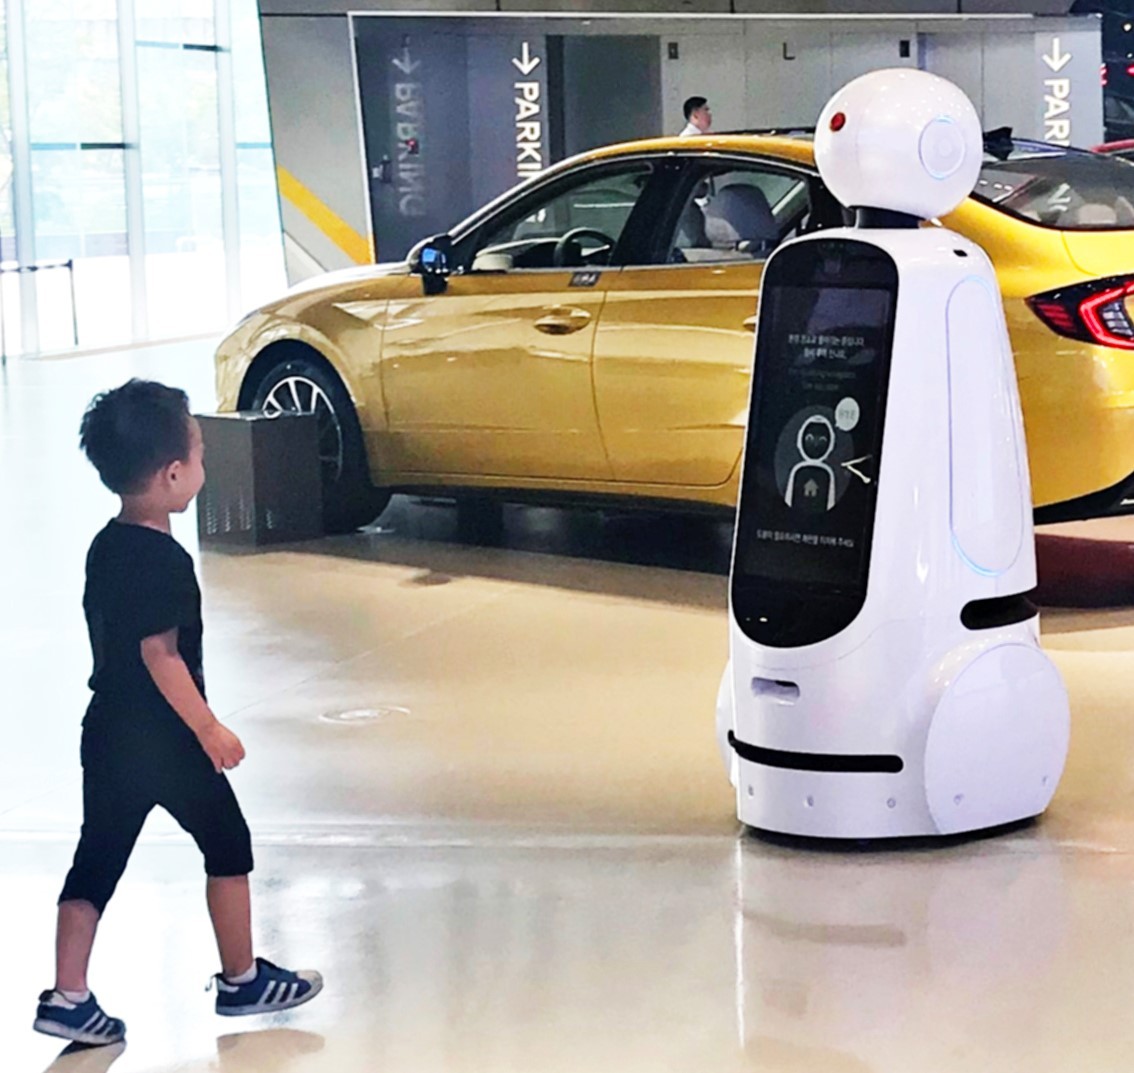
59, 725, 254, 914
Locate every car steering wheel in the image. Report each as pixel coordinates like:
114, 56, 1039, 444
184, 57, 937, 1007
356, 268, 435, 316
553, 227, 616, 268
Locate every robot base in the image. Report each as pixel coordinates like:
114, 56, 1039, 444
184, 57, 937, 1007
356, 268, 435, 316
720, 636, 1070, 841
743, 814, 1038, 852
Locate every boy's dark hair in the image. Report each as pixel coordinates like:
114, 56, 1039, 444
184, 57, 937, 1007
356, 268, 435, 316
683, 96, 707, 121
79, 379, 192, 495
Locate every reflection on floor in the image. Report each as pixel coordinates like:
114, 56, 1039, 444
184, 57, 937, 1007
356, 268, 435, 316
3, 341, 1134, 1072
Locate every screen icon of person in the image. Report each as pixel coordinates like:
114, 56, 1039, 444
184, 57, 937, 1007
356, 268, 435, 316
785, 415, 837, 510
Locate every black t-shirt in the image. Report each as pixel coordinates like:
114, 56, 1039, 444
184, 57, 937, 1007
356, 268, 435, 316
83, 520, 205, 741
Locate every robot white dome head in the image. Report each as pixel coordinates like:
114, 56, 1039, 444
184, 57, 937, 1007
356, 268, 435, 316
814, 68, 983, 222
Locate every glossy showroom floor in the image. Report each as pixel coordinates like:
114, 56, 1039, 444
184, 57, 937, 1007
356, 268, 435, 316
4, 341, 1134, 1073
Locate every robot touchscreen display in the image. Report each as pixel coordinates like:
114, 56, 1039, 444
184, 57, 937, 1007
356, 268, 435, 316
733, 242, 897, 639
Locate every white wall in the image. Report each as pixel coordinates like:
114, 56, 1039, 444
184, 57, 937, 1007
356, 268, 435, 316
659, 22, 1052, 134
829, 27, 920, 87
261, 15, 370, 271
920, 31, 986, 114
744, 27, 835, 129
980, 31, 1042, 138
661, 32, 748, 135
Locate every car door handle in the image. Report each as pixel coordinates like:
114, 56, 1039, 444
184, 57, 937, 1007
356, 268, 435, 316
534, 307, 592, 335
743, 315, 758, 331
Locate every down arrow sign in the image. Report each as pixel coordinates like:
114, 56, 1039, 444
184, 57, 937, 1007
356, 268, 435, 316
392, 48, 421, 75
513, 42, 541, 76
1043, 37, 1071, 73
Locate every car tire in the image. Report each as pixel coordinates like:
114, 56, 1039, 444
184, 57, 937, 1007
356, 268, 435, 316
249, 356, 390, 534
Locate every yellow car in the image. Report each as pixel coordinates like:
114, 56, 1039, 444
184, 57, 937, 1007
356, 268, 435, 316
216, 134, 1134, 532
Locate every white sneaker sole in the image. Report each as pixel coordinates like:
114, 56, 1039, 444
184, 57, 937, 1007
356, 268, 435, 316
33, 1017, 126, 1046
216, 976, 324, 1017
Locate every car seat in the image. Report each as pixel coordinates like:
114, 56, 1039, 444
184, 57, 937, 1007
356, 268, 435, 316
704, 184, 779, 251
1069, 199, 1134, 228
675, 199, 709, 248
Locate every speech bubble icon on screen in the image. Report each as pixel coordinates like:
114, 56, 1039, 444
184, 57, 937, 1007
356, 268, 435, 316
835, 397, 860, 432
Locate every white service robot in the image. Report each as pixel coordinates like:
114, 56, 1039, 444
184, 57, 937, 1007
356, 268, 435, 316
716, 69, 1071, 839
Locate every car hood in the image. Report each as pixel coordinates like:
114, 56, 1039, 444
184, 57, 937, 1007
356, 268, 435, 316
1061, 231, 1134, 280
247, 259, 413, 323
279, 259, 411, 299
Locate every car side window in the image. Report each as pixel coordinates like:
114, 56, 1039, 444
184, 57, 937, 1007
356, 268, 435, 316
665, 164, 811, 265
468, 163, 654, 273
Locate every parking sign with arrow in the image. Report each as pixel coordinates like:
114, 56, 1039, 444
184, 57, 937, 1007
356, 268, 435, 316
1034, 29, 1102, 149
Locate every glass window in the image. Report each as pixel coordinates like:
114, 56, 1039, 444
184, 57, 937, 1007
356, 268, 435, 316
0, 8, 15, 255
26, 1, 122, 144
138, 44, 224, 337
231, 0, 285, 311
470, 163, 653, 271
976, 147, 1134, 230
0, 0, 288, 354
24, 0, 128, 351
0, 6, 16, 353
31, 147, 129, 350
667, 164, 809, 265
135, 0, 216, 46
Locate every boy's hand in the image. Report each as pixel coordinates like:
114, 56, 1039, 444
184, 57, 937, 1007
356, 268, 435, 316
197, 723, 246, 773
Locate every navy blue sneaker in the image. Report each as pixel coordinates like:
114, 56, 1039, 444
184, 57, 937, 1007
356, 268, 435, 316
212, 958, 323, 1016
33, 990, 126, 1045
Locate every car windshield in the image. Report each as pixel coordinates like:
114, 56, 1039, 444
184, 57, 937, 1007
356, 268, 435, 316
974, 143, 1134, 230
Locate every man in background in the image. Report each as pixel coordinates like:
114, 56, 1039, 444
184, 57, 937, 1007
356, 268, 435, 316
680, 97, 713, 137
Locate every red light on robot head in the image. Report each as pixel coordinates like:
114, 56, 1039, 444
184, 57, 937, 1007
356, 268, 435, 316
830, 112, 847, 132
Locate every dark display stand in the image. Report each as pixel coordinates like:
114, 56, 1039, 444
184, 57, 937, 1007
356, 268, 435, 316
197, 412, 323, 546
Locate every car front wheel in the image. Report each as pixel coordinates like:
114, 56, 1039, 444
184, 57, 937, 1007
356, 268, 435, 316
249, 356, 390, 533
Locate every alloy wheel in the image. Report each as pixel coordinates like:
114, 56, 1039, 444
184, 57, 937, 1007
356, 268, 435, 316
260, 375, 345, 482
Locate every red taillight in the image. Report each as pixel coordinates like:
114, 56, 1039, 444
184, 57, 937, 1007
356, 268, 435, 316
1027, 277, 1134, 351
1030, 299, 1078, 334
1080, 281, 1134, 348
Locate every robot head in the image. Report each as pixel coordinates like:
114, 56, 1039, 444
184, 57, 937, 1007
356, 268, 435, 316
814, 68, 983, 221
797, 416, 835, 463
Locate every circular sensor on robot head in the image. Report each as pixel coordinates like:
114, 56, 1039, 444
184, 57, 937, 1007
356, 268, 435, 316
919, 116, 967, 180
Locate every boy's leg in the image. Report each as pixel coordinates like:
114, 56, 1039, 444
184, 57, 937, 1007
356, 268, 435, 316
55, 746, 153, 992
36, 744, 148, 1043
55, 900, 101, 994
159, 747, 322, 1014
154, 748, 255, 976
206, 874, 253, 979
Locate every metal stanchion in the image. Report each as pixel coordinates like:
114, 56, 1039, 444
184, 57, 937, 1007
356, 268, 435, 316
0, 257, 80, 361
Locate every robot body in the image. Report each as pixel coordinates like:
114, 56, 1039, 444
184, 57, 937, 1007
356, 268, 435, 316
718, 71, 1070, 839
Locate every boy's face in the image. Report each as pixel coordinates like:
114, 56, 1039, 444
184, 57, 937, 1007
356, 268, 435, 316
165, 417, 205, 512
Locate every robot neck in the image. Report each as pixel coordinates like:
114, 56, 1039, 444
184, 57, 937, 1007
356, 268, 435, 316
854, 207, 921, 229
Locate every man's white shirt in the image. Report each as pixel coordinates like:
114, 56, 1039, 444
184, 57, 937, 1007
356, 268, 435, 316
679, 122, 704, 138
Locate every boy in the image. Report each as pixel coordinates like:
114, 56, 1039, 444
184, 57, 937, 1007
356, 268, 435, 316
34, 380, 322, 1046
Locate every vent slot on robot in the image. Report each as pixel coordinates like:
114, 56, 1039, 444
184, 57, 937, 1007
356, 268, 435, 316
727, 732, 904, 774
751, 678, 801, 704
960, 592, 1037, 631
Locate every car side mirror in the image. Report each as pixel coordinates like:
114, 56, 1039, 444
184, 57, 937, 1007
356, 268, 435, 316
415, 235, 452, 295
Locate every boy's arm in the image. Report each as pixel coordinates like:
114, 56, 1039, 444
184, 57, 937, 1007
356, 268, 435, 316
140, 629, 245, 773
